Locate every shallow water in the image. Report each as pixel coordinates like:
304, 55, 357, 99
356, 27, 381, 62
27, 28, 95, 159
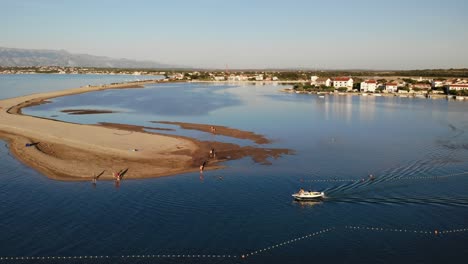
0, 73, 161, 100
2, 76, 468, 263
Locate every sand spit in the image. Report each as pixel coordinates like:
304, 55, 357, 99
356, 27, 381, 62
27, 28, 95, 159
0, 80, 292, 181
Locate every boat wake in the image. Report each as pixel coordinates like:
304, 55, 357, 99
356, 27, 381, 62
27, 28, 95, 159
325, 195, 468, 207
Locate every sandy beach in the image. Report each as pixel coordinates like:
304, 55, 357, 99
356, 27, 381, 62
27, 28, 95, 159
0, 80, 291, 181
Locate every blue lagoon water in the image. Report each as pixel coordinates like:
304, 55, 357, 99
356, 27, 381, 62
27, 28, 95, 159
0, 74, 161, 100
1, 76, 468, 263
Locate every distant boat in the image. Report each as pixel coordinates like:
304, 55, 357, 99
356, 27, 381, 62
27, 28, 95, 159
318, 95, 325, 98
292, 189, 325, 201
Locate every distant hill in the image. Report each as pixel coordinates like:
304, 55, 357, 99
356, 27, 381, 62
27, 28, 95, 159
0, 47, 178, 69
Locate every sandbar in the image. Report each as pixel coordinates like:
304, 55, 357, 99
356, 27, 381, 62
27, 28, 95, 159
0, 80, 292, 181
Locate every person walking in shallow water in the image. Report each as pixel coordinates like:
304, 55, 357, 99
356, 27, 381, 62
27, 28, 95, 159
200, 161, 206, 172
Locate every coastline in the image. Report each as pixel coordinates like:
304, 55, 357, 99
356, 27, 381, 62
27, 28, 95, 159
0, 79, 291, 181
280, 88, 451, 100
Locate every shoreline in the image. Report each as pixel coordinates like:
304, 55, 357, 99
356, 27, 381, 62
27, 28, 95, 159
279, 88, 451, 100
0, 79, 291, 181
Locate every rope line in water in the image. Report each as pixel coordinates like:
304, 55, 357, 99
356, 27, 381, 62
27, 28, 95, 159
344, 226, 468, 236
0, 254, 236, 261
242, 227, 334, 258
240, 225, 468, 259
0, 225, 467, 261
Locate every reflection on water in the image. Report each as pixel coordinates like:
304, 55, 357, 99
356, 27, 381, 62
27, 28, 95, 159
1, 77, 468, 263
294, 200, 323, 208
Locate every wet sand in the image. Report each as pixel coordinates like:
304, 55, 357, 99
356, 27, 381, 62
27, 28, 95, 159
99, 122, 291, 166
61, 109, 118, 115
0, 80, 292, 181
98, 122, 175, 132
153, 121, 271, 144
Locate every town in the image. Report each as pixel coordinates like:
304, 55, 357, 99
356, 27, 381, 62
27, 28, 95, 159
290, 76, 468, 99
1, 66, 467, 99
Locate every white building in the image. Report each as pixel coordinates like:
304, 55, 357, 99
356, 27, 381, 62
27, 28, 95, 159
333, 77, 353, 90
315, 77, 332, 87
385, 83, 398, 93
214, 76, 225, 81
311, 76, 319, 83
448, 84, 468, 91
431, 80, 445, 88
255, 74, 264, 81
360, 80, 377, 92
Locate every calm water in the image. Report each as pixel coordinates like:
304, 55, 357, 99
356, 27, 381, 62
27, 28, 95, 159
2, 76, 468, 263
0, 74, 161, 100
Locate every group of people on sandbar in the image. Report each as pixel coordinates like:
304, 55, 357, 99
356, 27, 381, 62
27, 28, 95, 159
200, 147, 218, 173
91, 169, 127, 187
199, 126, 217, 173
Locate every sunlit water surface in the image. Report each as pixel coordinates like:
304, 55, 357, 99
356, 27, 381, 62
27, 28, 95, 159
1, 76, 468, 263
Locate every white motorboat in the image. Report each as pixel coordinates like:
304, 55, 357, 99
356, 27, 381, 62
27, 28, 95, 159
292, 189, 325, 200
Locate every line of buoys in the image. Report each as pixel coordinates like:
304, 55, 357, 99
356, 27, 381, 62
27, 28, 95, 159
345, 226, 468, 236
302, 179, 359, 183
0, 254, 236, 261
243, 228, 334, 258
1, 226, 467, 261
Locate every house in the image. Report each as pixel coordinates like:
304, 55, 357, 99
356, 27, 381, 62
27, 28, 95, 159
360, 80, 377, 92
314, 77, 332, 87
447, 84, 468, 91
413, 83, 431, 90
311, 76, 319, 83
214, 76, 225, 81
238, 75, 249, 81
333, 77, 353, 90
431, 80, 445, 88
385, 82, 398, 93
255, 74, 264, 81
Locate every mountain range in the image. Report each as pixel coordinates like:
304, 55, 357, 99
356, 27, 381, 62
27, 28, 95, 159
0, 47, 177, 69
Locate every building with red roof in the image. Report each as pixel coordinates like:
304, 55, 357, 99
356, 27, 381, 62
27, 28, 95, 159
332, 77, 353, 90
360, 79, 377, 92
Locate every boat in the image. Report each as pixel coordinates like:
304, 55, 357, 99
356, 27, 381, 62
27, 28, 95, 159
318, 95, 325, 98
292, 189, 325, 201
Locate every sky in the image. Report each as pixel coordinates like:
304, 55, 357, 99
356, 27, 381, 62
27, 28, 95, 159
1, 0, 468, 69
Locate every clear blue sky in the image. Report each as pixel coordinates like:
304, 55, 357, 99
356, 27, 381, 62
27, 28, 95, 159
2, 0, 468, 69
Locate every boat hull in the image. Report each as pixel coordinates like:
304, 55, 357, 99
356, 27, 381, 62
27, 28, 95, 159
292, 192, 325, 201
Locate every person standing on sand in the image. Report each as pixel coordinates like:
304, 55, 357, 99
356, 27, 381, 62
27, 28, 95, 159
209, 148, 216, 158
210, 126, 216, 134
